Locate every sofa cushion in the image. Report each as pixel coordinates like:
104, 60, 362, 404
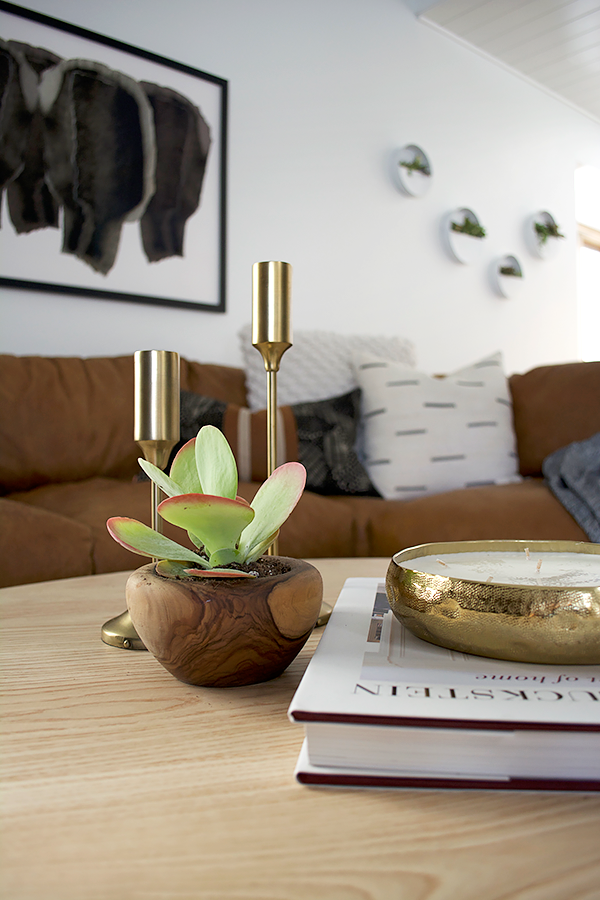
0, 354, 248, 494
510, 361, 600, 476
0, 496, 93, 587
0, 355, 138, 492
291, 390, 379, 496
350, 479, 588, 557
354, 352, 520, 501
179, 389, 298, 483
236, 481, 359, 558
9, 478, 198, 576
178, 388, 377, 495
12, 475, 360, 574
240, 325, 416, 410
181, 358, 247, 406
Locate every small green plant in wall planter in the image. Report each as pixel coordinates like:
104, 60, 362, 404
528, 211, 564, 259
451, 216, 486, 239
534, 220, 565, 245
444, 207, 486, 264
399, 154, 431, 176
493, 255, 524, 298
392, 144, 432, 196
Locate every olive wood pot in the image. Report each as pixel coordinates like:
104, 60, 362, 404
126, 557, 323, 687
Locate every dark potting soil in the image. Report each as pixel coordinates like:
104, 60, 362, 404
227, 557, 291, 577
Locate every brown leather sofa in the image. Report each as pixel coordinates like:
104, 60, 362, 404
1, 353, 599, 588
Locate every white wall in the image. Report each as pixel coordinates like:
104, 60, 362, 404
2, 0, 599, 375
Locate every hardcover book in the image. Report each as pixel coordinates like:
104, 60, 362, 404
288, 578, 600, 790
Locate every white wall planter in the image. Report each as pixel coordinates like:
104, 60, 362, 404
391, 144, 432, 197
527, 211, 564, 260
443, 208, 486, 264
492, 255, 524, 298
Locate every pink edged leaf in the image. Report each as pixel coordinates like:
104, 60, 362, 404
137, 458, 182, 497
106, 517, 202, 562
195, 425, 238, 499
158, 493, 254, 558
169, 439, 202, 494
183, 567, 255, 578
239, 462, 306, 559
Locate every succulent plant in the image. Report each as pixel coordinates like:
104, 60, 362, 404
107, 425, 306, 579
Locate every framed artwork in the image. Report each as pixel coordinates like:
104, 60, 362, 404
0, 1, 227, 312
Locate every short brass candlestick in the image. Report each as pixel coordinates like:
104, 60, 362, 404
101, 350, 180, 649
252, 261, 292, 555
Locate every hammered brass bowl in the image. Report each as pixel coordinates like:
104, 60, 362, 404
385, 540, 600, 664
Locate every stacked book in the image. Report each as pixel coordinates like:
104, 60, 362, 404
288, 578, 600, 790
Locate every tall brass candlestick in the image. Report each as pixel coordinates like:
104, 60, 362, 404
101, 350, 180, 650
252, 261, 292, 556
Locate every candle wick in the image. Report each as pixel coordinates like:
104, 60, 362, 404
536, 559, 542, 572
436, 559, 448, 567
524, 547, 530, 560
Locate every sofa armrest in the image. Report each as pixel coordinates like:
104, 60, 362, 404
510, 361, 600, 476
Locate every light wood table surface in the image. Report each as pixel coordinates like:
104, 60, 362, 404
2, 558, 600, 900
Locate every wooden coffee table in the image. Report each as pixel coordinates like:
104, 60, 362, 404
2, 559, 600, 900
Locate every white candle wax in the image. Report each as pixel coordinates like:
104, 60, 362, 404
401, 551, 600, 587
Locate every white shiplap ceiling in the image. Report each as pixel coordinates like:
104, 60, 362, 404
406, 0, 600, 122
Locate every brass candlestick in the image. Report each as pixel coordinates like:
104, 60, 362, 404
252, 261, 292, 555
101, 350, 180, 649
133, 349, 181, 531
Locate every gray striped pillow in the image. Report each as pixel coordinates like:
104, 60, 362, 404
354, 352, 521, 501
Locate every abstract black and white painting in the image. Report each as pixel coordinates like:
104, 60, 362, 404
0, 1, 227, 311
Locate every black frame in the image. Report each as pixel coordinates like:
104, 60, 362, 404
0, 1, 227, 312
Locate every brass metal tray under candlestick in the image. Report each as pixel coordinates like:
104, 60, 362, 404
386, 540, 600, 665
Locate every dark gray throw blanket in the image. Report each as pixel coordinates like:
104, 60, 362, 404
542, 432, 600, 542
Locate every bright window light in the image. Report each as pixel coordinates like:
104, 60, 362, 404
576, 165, 600, 362
575, 166, 600, 230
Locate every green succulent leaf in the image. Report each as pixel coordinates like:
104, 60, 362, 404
244, 530, 279, 563
187, 531, 205, 550
195, 425, 238, 499
208, 547, 241, 567
155, 559, 196, 578
137, 459, 183, 497
169, 439, 203, 494
239, 462, 306, 559
158, 493, 254, 558
106, 517, 204, 563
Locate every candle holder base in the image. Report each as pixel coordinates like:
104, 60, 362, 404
317, 601, 332, 627
101, 610, 147, 651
